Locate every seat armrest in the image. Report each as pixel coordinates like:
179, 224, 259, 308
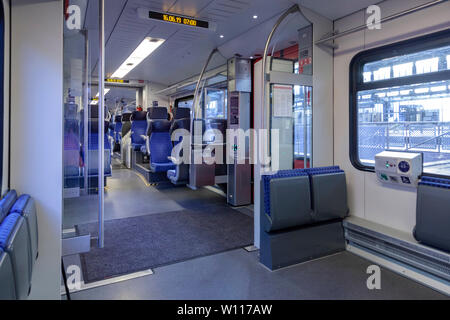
168, 156, 177, 164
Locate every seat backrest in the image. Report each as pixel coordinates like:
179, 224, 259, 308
262, 170, 312, 232
121, 113, 132, 136
305, 166, 348, 222
149, 120, 173, 163
0, 190, 18, 223
0, 248, 16, 300
0, 213, 31, 300
113, 115, 122, 134
147, 107, 168, 120
130, 111, 148, 145
11, 195, 39, 263
415, 177, 450, 252
147, 107, 169, 137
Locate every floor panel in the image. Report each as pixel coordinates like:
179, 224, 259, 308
69, 250, 448, 300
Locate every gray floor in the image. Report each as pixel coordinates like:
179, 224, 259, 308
63, 166, 448, 300
63, 168, 235, 229
68, 249, 448, 300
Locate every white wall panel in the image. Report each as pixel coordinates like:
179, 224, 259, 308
333, 0, 450, 232
10, 0, 63, 300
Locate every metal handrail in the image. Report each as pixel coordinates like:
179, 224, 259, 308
261, 4, 311, 170
315, 0, 448, 46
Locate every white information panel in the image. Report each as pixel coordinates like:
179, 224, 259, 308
272, 84, 293, 117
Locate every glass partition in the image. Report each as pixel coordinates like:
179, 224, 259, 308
63, 0, 105, 248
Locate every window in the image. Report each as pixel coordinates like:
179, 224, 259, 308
350, 30, 450, 177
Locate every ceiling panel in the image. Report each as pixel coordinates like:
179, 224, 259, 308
89, 0, 383, 88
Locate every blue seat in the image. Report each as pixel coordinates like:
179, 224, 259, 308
0, 248, 16, 300
415, 176, 450, 252
0, 213, 32, 300
141, 107, 170, 155
0, 190, 18, 223
80, 106, 112, 177
11, 195, 39, 264
148, 119, 175, 173
64, 119, 81, 179
130, 111, 148, 151
113, 115, 123, 144
121, 113, 132, 139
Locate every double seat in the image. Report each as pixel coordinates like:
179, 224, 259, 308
64, 106, 112, 191
0, 191, 38, 300
79, 106, 112, 178
260, 166, 349, 270
414, 176, 450, 253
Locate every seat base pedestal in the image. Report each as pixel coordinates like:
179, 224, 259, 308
260, 220, 346, 271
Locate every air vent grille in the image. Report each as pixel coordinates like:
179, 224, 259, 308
344, 222, 450, 282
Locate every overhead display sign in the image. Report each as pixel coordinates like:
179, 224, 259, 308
106, 79, 130, 84
138, 8, 214, 31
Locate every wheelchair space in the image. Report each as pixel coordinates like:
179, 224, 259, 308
64, 164, 237, 229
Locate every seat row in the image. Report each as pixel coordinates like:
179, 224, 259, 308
108, 113, 132, 152
0, 191, 38, 300
64, 106, 112, 190
260, 166, 349, 270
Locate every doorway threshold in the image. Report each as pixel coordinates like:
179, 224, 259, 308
61, 269, 154, 296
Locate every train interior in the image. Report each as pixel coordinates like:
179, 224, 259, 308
0, 0, 449, 300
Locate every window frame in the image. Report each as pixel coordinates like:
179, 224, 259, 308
349, 29, 450, 176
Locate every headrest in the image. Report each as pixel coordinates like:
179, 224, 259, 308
147, 107, 168, 120
148, 119, 171, 134
174, 108, 191, 120
131, 111, 147, 122
114, 115, 122, 123
121, 113, 132, 122
0, 190, 18, 223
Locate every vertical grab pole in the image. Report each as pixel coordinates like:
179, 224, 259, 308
98, 0, 105, 249
83, 30, 89, 195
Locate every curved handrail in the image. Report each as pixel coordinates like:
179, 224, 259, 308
260, 4, 311, 170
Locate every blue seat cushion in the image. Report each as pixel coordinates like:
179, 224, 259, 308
167, 169, 176, 179
0, 191, 18, 223
151, 162, 176, 173
0, 213, 21, 249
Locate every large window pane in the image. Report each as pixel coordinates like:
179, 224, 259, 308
357, 79, 450, 175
